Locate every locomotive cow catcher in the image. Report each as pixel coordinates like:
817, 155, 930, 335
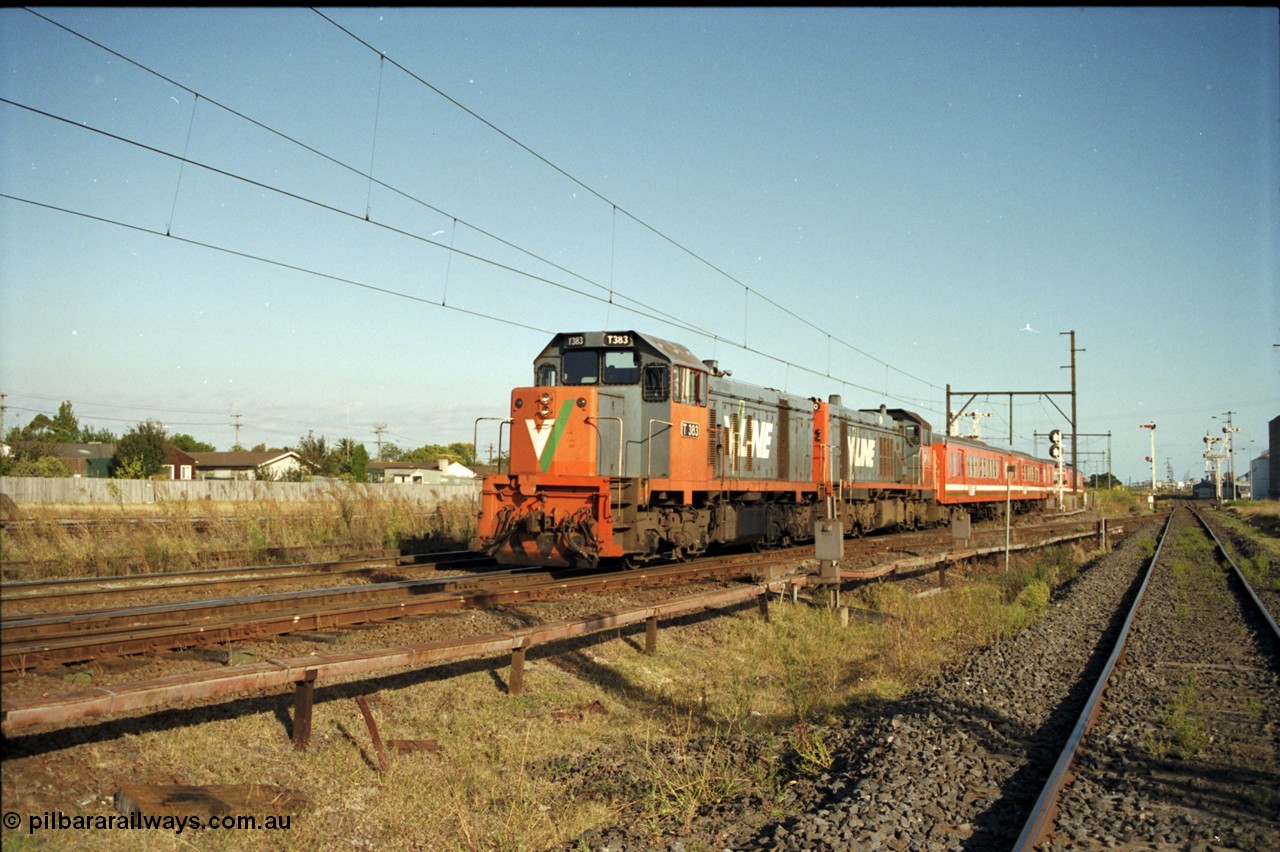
473, 331, 1081, 568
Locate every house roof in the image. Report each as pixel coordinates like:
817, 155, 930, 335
52, 443, 116, 459
188, 451, 302, 469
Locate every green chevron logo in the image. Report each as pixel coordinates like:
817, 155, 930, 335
526, 399, 575, 472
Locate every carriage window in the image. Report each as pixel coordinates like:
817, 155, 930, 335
602, 349, 640, 384
642, 364, 668, 401
537, 364, 558, 386
564, 349, 599, 385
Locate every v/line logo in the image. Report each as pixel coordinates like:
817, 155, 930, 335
526, 399, 576, 472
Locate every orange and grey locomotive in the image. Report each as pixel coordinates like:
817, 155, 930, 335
472, 330, 1080, 568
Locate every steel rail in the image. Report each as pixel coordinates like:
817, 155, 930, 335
1190, 507, 1280, 646
0, 551, 484, 604
1012, 511, 1174, 850
0, 555, 783, 670
0, 574, 809, 733
1, 568, 554, 640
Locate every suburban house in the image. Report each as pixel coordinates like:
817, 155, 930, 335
162, 446, 198, 480
188, 450, 308, 481
51, 443, 115, 477
367, 459, 476, 484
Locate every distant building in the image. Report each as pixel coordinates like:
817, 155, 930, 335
368, 459, 476, 484
1192, 476, 1243, 502
1252, 450, 1271, 501
51, 443, 115, 478
161, 447, 198, 481
188, 450, 308, 481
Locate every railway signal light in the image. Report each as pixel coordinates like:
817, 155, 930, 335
1049, 429, 1063, 459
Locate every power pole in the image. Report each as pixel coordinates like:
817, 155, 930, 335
373, 423, 387, 462
1061, 330, 1083, 494
231, 414, 242, 449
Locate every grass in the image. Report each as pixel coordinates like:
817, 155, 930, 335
0, 493, 478, 580
1145, 674, 1210, 760
1091, 487, 1146, 517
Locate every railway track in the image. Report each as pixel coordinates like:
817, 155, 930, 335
1018, 506, 1280, 849
578, 507, 1277, 850
0, 550, 488, 610
0, 518, 1096, 673
0, 549, 806, 672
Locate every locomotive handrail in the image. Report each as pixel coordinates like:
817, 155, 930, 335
473, 417, 512, 480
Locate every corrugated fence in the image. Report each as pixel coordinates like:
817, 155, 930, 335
0, 476, 482, 506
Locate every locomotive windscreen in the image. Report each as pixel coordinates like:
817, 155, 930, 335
563, 348, 640, 385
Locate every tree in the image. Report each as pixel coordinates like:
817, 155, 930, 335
402, 442, 476, 466
170, 433, 216, 453
2, 420, 58, 475
112, 421, 167, 479
1087, 472, 1122, 490
80, 425, 117, 443
4, 456, 72, 477
295, 431, 341, 476
348, 444, 370, 482
49, 401, 81, 443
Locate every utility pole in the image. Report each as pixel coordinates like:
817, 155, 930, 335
1061, 330, 1083, 495
231, 414, 242, 449
373, 423, 387, 462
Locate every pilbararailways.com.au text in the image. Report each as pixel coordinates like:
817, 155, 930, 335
10, 810, 292, 835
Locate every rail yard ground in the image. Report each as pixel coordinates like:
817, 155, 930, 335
1, 495, 1277, 851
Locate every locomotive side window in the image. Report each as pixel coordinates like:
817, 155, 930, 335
564, 349, 599, 384
642, 364, 668, 401
537, 364, 558, 386
672, 366, 707, 406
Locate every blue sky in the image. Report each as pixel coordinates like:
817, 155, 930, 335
1, 7, 1276, 484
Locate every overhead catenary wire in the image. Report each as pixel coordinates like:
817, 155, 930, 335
9, 8, 957, 445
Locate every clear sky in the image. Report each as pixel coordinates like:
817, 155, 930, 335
1, 7, 1276, 484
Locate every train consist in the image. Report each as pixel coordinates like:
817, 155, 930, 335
473, 331, 1083, 568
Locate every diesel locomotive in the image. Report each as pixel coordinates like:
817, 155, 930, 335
472, 330, 1082, 568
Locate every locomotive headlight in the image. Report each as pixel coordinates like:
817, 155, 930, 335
539, 393, 552, 406
539, 407, 552, 418
576, 397, 587, 408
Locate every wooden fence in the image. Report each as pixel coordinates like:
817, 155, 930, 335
0, 476, 481, 506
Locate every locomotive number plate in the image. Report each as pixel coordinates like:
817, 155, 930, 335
681, 421, 700, 438
566, 335, 586, 347
604, 332, 632, 346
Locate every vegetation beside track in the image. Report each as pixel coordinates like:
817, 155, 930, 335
0, 493, 476, 580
